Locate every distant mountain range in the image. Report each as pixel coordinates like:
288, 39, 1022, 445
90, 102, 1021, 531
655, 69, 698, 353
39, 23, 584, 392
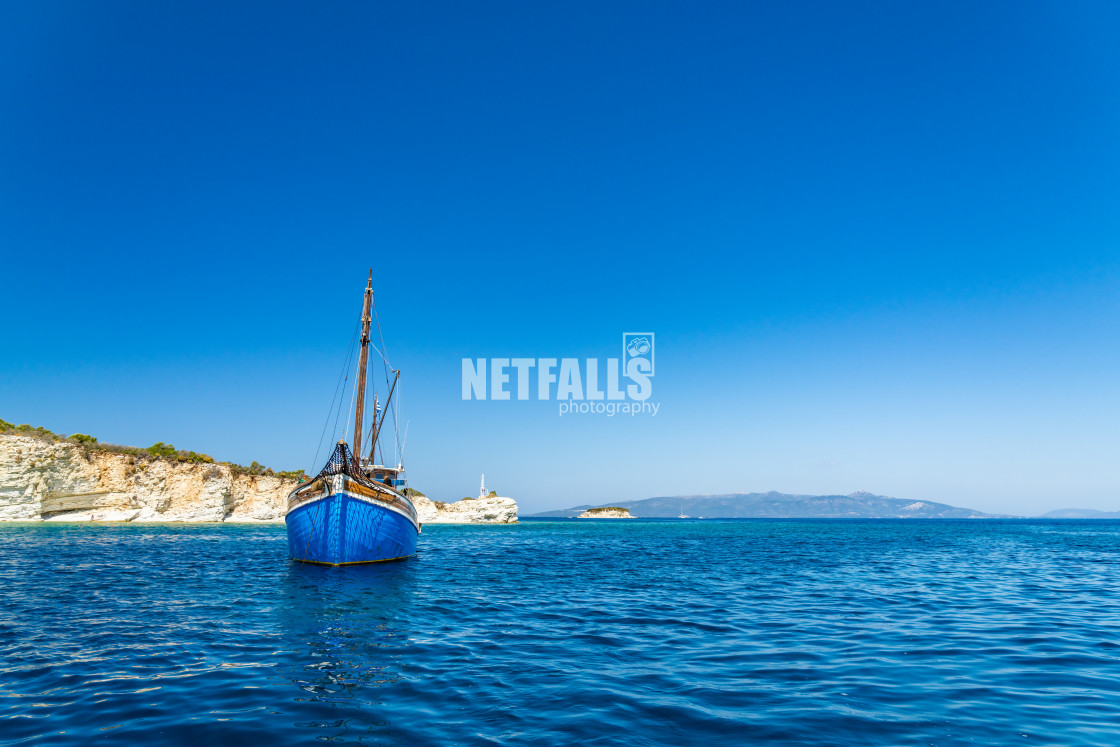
1038, 508, 1120, 519
529, 491, 1003, 519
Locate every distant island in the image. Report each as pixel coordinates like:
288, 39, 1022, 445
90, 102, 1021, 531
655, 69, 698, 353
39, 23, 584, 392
1038, 508, 1120, 519
533, 491, 1005, 519
578, 507, 634, 519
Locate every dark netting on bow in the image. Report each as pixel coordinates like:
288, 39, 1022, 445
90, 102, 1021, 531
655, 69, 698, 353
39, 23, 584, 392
313, 441, 381, 491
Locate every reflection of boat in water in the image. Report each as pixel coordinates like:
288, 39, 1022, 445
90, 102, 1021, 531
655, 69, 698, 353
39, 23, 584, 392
286, 271, 421, 565
278, 561, 415, 723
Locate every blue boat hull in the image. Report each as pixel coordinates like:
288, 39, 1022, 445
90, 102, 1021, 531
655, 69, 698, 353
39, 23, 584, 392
286, 492, 418, 565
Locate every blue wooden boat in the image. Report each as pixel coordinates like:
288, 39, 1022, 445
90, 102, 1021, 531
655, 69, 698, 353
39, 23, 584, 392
285, 272, 420, 565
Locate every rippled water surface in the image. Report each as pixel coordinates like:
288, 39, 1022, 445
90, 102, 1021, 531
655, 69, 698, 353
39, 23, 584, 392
2, 520, 1120, 745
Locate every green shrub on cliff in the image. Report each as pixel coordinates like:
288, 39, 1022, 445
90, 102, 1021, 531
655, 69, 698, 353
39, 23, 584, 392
219, 460, 304, 481
3, 419, 306, 482
247, 461, 270, 476
227, 462, 306, 480
147, 442, 178, 458
95, 443, 148, 459
14, 424, 57, 441
0, 421, 60, 442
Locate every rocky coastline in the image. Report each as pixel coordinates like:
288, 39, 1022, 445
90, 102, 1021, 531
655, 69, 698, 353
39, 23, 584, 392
0, 433, 517, 524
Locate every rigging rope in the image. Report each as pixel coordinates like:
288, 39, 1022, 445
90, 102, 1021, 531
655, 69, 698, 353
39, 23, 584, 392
371, 295, 405, 466
370, 292, 403, 467
342, 365, 357, 448
332, 324, 360, 446
309, 319, 360, 474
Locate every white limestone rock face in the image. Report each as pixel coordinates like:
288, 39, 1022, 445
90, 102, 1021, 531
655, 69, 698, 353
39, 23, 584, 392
228, 474, 293, 522
0, 436, 83, 520
578, 507, 634, 519
0, 434, 294, 522
412, 494, 519, 524
0, 434, 518, 524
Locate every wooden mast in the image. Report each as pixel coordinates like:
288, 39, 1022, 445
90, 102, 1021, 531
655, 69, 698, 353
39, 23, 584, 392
352, 270, 373, 467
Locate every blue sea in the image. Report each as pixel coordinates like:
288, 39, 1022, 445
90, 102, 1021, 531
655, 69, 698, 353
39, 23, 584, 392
2, 519, 1120, 746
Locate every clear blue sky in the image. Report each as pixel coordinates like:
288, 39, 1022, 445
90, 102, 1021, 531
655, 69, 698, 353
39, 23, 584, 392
2, 2, 1118, 515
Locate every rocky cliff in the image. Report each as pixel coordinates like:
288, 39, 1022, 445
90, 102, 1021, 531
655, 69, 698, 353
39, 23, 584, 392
0, 434, 517, 523
412, 494, 519, 524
